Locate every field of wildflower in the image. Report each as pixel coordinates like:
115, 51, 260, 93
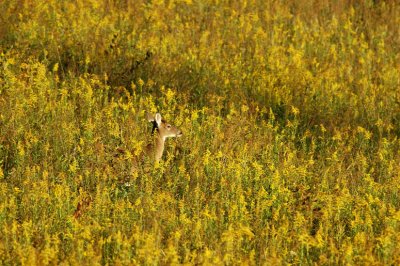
1, 0, 400, 265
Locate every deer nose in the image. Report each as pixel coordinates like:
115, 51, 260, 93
177, 130, 183, 137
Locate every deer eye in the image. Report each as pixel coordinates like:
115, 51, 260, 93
166, 124, 171, 129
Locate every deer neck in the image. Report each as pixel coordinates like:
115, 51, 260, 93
154, 134, 165, 162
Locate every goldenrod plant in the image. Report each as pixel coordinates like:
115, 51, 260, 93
0, 0, 399, 265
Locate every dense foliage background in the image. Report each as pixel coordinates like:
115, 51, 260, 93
0, 0, 400, 264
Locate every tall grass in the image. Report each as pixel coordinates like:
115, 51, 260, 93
0, 0, 399, 264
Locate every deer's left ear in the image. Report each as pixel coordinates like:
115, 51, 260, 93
154, 113, 162, 126
146, 112, 155, 122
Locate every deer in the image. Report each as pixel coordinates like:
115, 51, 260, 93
73, 112, 182, 218
145, 112, 183, 162
113, 112, 183, 162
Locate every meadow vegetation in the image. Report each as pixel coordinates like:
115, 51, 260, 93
0, 0, 400, 264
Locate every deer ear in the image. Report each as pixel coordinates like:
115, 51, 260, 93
154, 113, 162, 126
146, 112, 155, 122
